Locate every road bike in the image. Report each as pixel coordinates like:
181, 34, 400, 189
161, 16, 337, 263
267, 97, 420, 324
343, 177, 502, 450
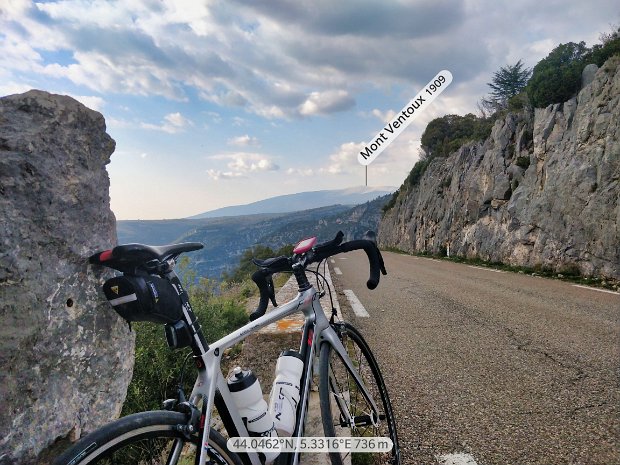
54, 231, 401, 465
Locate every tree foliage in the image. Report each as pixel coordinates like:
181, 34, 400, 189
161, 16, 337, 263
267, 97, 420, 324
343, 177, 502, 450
589, 26, 620, 66
222, 243, 294, 283
421, 113, 494, 159
527, 41, 590, 108
486, 60, 531, 109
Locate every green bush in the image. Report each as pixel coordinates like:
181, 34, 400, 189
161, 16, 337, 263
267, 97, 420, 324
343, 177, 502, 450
507, 92, 528, 111
420, 113, 495, 159
222, 244, 293, 283
587, 27, 620, 66
381, 190, 400, 215
527, 41, 590, 108
515, 156, 530, 170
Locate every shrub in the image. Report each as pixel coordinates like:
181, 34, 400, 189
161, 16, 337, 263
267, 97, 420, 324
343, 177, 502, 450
507, 92, 528, 112
515, 156, 530, 170
421, 113, 494, 159
587, 26, 620, 66
527, 42, 590, 108
222, 244, 293, 283
381, 190, 400, 215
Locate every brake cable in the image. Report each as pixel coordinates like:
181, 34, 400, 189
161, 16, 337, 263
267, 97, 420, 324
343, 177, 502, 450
306, 263, 339, 323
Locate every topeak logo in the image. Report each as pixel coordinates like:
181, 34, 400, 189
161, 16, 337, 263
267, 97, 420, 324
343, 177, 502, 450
111, 286, 119, 295
147, 281, 159, 303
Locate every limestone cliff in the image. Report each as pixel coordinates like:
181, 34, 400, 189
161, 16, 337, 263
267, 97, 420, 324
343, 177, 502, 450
379, 57, 619, 279
0, 91, 134, 464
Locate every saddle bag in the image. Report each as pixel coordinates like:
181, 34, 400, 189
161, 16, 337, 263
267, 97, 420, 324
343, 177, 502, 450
102, 274, 184, 324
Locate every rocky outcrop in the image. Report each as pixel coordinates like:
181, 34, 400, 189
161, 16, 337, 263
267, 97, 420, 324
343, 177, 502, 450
379, 57, 619, 279
0, 91, 134, 464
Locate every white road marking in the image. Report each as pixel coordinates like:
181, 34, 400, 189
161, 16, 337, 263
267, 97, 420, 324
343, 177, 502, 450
334, 267, 342, 275
343, 290, 370, 318
468, 265, 504, 273
573, 284, 620, 295
436, 452, 479, 465
338, 257, 348, 260
330, 259, 335, 264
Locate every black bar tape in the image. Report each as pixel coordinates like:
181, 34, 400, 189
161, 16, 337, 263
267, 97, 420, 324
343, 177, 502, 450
250, 269, 272, 321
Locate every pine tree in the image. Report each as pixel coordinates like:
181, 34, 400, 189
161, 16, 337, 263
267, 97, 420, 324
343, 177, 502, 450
486, 60, 531, 109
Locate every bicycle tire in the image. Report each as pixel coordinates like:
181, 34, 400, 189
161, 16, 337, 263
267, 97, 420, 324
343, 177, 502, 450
53, 410, 243, 465
319, 322, 401, 465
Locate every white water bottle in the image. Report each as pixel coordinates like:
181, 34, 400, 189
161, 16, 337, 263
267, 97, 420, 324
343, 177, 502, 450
227, 367, 280, 464
269, 350, 304, 436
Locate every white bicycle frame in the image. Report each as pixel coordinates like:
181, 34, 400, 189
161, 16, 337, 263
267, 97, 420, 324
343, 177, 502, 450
174, 276, 380, 465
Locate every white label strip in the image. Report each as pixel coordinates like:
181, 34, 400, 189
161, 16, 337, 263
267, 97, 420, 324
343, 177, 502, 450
358, 69, 453, 166
343, 290, 370, 318
108, 293, 137, 306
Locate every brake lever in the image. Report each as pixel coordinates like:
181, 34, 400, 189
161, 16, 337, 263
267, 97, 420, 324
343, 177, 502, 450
267, 276, 278, 307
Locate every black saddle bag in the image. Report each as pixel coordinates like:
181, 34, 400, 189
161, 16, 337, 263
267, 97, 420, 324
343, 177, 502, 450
102, 274, 183, 324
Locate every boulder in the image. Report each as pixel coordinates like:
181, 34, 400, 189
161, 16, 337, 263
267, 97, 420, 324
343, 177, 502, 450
0, 90, 134, 464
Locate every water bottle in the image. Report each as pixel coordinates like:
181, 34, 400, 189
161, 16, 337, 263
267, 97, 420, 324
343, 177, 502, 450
227, 367, 279, 464
269, 350, 304, 436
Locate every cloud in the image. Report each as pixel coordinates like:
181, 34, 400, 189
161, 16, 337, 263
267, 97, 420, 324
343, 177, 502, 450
228, 134, 260, 147
286, 167, 315, 177
206, 169, 245, 181
299, 89, 355, 116
207, 152, 280, 180
70, 94, 105, 111
321, 142, 367, 175
2, 0, 618, 120
371, 108, 397, 123
141, 112, 192, 133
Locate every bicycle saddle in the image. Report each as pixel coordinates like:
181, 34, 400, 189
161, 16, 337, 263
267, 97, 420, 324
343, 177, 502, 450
90, 242, 204, 272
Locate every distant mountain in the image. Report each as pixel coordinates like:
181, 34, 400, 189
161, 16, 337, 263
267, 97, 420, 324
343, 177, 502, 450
187, 186, 395, 219
116, 194, 392, 280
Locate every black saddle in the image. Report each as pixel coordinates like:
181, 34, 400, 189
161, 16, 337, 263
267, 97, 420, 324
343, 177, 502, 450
89, 242, 204, 273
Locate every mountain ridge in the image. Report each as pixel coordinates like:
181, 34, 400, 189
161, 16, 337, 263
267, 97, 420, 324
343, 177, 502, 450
187, 185, 395, 219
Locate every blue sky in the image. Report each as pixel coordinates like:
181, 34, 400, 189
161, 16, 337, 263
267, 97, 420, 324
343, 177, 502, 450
1, 0, 618, 219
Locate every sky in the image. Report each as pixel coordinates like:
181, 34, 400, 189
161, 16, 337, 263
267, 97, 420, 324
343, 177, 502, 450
1, 0, 618, 220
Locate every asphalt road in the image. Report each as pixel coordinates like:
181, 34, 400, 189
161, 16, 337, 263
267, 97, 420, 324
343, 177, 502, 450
329, 251, 620, 465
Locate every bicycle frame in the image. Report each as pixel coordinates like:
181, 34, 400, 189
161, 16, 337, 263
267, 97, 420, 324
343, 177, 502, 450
171, 269, 380, 465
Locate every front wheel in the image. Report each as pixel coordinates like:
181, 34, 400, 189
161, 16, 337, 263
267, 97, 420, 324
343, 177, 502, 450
53, 410, 242, 465
319, 322, 401, 465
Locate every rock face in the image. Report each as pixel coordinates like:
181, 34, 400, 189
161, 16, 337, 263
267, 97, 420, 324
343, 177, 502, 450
0, 91, 134, 464
379, 57, 620, 279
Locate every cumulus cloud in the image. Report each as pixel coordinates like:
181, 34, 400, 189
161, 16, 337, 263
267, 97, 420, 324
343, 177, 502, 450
206, 169, 245, 181
299, 90, 355, 116
371, 108, 397, 123
286, 167, 315, 177
141, 112, 192, 133
228, 134, 260, 147
207, 152, 280, 180
322, 142, 367, 175
1, 0, 617, 119
71, 94, 105, 111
